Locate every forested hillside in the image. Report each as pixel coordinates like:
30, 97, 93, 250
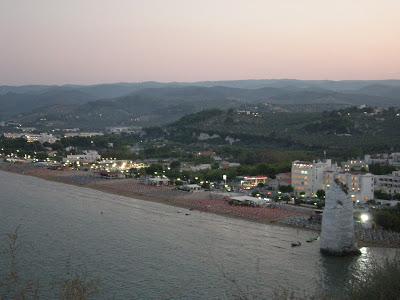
2, 80, 400, 129
154, 106, 400, 157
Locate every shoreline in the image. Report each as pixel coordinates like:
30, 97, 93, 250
0, 163, 309, 226
1, 162, 399, 249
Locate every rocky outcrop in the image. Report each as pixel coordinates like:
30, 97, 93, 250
320, 180, 360, 256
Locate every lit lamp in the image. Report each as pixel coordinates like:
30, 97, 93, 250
360, 213, 369, 223
360, 213, 372, 229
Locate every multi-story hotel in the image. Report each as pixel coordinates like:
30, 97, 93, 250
291, 159, 374, 202
291, 159, 337, 197
335, 173, 374, 202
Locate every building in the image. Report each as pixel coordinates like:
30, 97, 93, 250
341, 160, 369, 172
19, 127, 37, 132
291, 159, 374, 202
178, 184, 202, 192
220, 161, 241, 169
182, 163, 212, 172
24, 133, 58, 144
276, 172, 292, 186
229, 195, 266, 207
336, 173, 375, 202
64, 132, 104, 138
64, 150, 101, 163
291, 160, 337, 197
240, 176, 268, 189
106, 126, 142, 134
364, 153, 400, 167
146, 176, 170, 186
196, 150, 216, 157
64, 128, 80, 132
3, 133, 25, 139
268, 172, 292, 190
375, 171, 400, 195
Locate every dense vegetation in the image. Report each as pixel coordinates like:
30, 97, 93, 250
158, 106, 400, 157
0, 136, 45, 156
369, 164, 397, 175
2, 80, 400, 128
373, 206, 400, 232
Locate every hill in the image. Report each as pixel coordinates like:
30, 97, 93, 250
157, 106, 400, 156
0, 88, 94, 119
14, 92, 241, 129
1, 81, 400, 128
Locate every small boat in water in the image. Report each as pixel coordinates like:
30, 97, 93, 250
306, 237, 319, 243
291, 241, 301, 247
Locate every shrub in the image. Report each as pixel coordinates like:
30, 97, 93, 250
374, 209, 400, 232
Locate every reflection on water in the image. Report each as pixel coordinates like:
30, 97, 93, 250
0, 171, 397, 299
320, 254, 358, 296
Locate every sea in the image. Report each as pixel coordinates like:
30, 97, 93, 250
0, 170, 397, 299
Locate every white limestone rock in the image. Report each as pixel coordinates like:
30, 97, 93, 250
320, 181, 360, 256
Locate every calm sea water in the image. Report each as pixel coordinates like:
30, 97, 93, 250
0, 170, 396, 299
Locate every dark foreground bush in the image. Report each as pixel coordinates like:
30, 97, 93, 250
374, 208, 400, 232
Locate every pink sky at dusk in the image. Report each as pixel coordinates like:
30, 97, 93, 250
1, 0, 399, 85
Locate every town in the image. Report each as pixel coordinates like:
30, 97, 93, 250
1, 124, 400, 239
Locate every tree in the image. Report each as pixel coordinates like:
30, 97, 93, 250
374, 209, 400, 232
279, 185, 293, 193
211, 162, 220, 170
201, 182, 211, 190
316, 189, 325, 200
374, 190, 392, 200
169, 160, 181, 169
369, 164, 396, 175
145, 164, 163, 175
282, 194, 291, 203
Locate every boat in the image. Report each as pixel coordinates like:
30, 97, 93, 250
306, 237, 319, 243
291, 241, 301, 247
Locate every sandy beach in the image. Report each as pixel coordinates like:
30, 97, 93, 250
0, 162, 310, 225
2, 162, 400, 248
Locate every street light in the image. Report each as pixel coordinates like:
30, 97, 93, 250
360, 213, 370, 223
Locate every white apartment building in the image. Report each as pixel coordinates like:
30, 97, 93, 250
24, 133, 58, 144
341, 160, 369, 172
3, 133, 25, 139
64, 132, 104, 138
336, 173, 374, 202
375, 171, 400, 195
106, 126, 142, 134
4, 132, 58, 144
365, 153, 400, 167
64, 150, 101, 163
291, 159, 374, 202
291, 160, 337, 196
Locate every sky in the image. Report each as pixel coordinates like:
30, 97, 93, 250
1, 0, 400, 85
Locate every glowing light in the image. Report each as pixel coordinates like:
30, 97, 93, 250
360, 213, 370, 223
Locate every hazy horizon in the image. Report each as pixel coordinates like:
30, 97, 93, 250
1, 0, 400, 85
2, 78, 400, 88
